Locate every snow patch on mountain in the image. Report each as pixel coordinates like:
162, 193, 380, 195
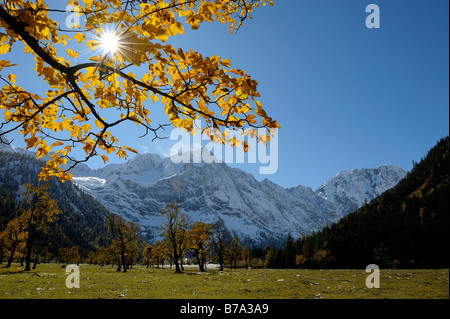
0, 131, 16, 153
72, 177, 106, 190
69, 150, 407, 246
316, 165, 408, 218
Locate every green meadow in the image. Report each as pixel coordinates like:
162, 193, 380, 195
0, 263, 448, 299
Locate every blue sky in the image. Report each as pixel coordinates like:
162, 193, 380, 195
3, 0, 449, 190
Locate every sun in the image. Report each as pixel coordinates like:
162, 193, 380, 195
99, 31, 120, 55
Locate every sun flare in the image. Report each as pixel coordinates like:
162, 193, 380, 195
99, 31, 120, 54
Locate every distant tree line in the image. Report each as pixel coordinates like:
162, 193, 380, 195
86, 202, 264, 273
1, 191, 264, 273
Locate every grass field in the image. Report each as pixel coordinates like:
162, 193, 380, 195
0, 263, 448, 299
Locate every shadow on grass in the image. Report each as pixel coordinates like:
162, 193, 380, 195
0, 269, 25, 275
1, 265, 40, 275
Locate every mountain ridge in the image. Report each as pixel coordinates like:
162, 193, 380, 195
0, 138, 408, 247
296, 136, 449, 268
68, 150, 407, 246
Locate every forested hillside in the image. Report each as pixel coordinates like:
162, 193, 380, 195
293, 137, 449, 269
0, 151, 112, 256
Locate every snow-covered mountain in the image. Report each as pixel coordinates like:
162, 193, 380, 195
316, 165, 408, 220
70, 150, 408, 246
0, 132, 16, 153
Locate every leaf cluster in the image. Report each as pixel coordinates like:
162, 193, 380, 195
0, 0, 277, 182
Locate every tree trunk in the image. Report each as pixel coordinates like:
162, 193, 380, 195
219, 256, 224, 271
174, 252, 181, 273
174, 253, 182, 273
121, 251, 127, 273
174, 260, 181, 273
172, 247, 182, 273
6, 243, 17, 268
195, 254, 205, 272
32, 254, 38, 269
24, 231, 34, 271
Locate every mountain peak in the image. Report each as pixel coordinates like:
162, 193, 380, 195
0, 131, 16, 153
168, 147, 223, 166
69, 151, 407, 245
316, 165, 407, 216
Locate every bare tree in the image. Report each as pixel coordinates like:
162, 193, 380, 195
211, 222, 229, 271
161, 202, 190, 273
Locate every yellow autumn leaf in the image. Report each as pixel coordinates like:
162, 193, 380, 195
0, 60, 16, 72
6, 73, 16, 84
246, 114, 257, 124
74, 32, 86, 44
24, 45, 33, 54
82, 123, 91, 134
220, 59, 232, 68
51, 141, 65, 147
4, 110, 14, 122
124, 145, 138, 154
95, 119, 105, 129
67, 48, 79, 58
243, 140, 249, 152
169, 22, 184, 35
0, 43, 11, 55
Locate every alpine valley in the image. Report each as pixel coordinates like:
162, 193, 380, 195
0, 138, 407, 247
69, 149, 407, 246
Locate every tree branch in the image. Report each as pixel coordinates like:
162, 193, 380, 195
0, 5, 68, 73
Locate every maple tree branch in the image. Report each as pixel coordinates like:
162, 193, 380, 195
1, 0, 276, 181
0, 5, 68, 73
0, 75, 75, 135
120, 0, 197, 37
1, 4, 262, 131
70, 62, 252, 128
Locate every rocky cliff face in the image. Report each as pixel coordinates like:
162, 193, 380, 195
70, 151, 407, 246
